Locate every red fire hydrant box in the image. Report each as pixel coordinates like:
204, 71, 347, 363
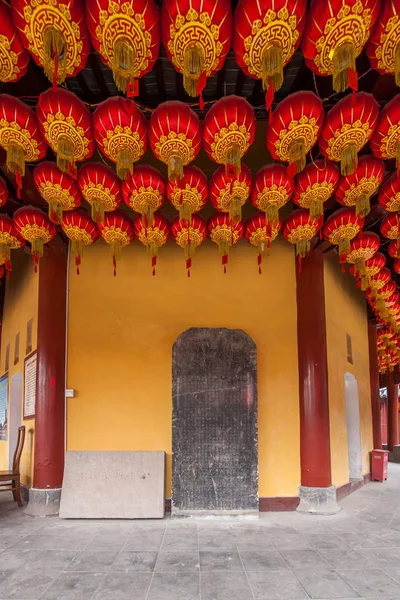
371, 450, 389, 482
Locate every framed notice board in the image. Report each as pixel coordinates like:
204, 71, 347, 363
24, 352, 37, 419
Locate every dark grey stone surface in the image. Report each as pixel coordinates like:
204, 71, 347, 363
172, 328, 258, 516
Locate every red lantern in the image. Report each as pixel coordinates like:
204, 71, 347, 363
208, 212, 243, 273
163, 0, 232, 104
86, 0, 160, 94
133, 212, 170, 275
36, 88, 94, 177
34, 162, 81, 224
0, 178, 8, 208
12, 0, 90, 85
149, 101, 201, 182
283, 209, 322, 271
267, 91, 323, 176
349, 252, 386, 291
203, 95, 255, 176
302, 0, 379, 92
366, 0, 400, 84
381, 212, 400, 246
97, 210, 134, 276
378, 172, 400, 213
245, 212, 282, 274
78, 163, 122, 223
0, 215, 24, 271
335, 155, 384, 218
389, 241, 400, 259
319, 92, 379, 176
293, 159, 339, 219
345, 231, 380, 276
93, 97, 147, 180
395, 259, 400, 275
251, 164, 293, 224
210, 163, 251, 224
323, 207, 364, 262
370, 95, 400, 172
167, 166, 208, 223
14, 206, 56, 271
0, 2, 29, 82
369, 268, 392, 292
234, 0, 306, 106
122, 165, 165, 226
0, 95, 47, 198
61, 209, 98, 274
171, 214, 207, 277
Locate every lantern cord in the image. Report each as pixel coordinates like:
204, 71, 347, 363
332, 42, 356, 93
341, 142, 357, 176
75, 255, 81, 276
110, 241, 122, 277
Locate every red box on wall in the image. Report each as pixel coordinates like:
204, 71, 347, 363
371, 450, 388, 482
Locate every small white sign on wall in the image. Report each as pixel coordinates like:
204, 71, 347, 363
24, 352, 37, 419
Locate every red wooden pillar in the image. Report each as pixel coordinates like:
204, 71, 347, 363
387, 382, 399, 452
368, 323, 382, 449
26, 237, 67, 516
296, 250, 338, 513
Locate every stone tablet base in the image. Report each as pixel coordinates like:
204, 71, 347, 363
24, 488, 62, 517
296, 485, 340, 515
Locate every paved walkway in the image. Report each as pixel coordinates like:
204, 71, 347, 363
1, 465, 400, 600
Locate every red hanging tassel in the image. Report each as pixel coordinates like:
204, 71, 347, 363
126, 79, 139, 98
113, 255, 117, 277
348, 68, 358, 92
287, 162, 297, 178
197, 72, 207, 110
222, 253, 228, 274
258, 253, 262, 275
68, 163, 77, 180
186, 257, 192, 277
15, 171, 22, 199
152, 255, 157, 276
298, 255, 302, 275
33, 252, 39, 273
75, 255, 81, 275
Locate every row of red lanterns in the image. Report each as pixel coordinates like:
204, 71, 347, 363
2, 0, 399, 102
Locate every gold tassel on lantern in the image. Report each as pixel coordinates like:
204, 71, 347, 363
110, 239, 122, 276
361, 274, 369, 291
218, 238, 230, 258
168, 155, 184, 183
57, 137, 75, 175
288, 138, 306, 174
396, 141, 400, 174
142, 204, 155, 227
332, 41, 355, 93
183, 45, 205, 97
310, 197, 324, 219
43, 27, 67, 84
262, 45, 283, 92
113, 38, 136, 94
48, 198, 62, 224
295, 238, 310, 258
341, 142, 357, 175
184, 242, 195, 261
6, 141, 25, 177
395, 43, 400, 87
31, 237, 45, 258
354, 257, 366, 277
229, 196, 242, 225
338, 237, 351, 259
225, 145, 241, 176
356, 193, 370, 218
147, 240, 158, 259
0, 244, 10, 265
90, 200, 105, 224
179, 201, 193, 224
71, 238, 84, 261
266, 203, 279, 224
117, 148, 133, 180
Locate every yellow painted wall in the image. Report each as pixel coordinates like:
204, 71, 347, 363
324, 254, 373, 487
0, 251, 38, 487
67, 236, 300, 497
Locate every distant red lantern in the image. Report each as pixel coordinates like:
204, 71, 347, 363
163, 0, 232, 104
345, 231, 380, 276
86, 0, 160, 94
61, 209, 98, 274
97, 210, 134, 276
395, 259, 400, 275
323, 207, 364, 262
171, 214, 207, 277
0, 95, 47, 198
208, 212, 244, 273
133, 212, 170, 275
335, 155, 384, 218
0, 178, 8, 208
234, 0, 306, 106
370, 95, 400, 172
149, 101, 201, 182
167, 166, 208, 223
381, 212, 400, 246
293, 159, 339, 218
302, 0, 379, 92
203, 95, 255, 176
389, 241, 400, 259
378, 172, 400, 213
369, 268, 392, 292
210, 163, 251, 224
14, 206, 56, 271
350, 251, 386, 291
34, 162, 81, 224
267, 91, 323, 176
12, 0, 90, 85
283, 208, 322, 271
245, 212, 282, 274
319, 92, 379, 175
0, 215, 24, 271
0, 2, 29, 82
36, 88, 94, 177
251, 164, 293, 224
93, 97, 147, 180
366, 0, 400, 84
122, 165, 165, 226
78, 163, 121, 223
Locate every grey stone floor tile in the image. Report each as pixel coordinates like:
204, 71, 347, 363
0, 548, 31, 572
123, 532, 164, 551
384, 569, 400, 583
93, 572, 152, 600
239, 549, 288, 571
294, 569, 360, 598
357, 548, 400, 568
279, 548, 331, 570
147, 571, 200, 600
246, 569, 308, 599
338, 533, 391, 548
19, 550, 77, 574
12, 534, 90, 552
160, 532, 199, 552
0, 570, 58, 599
111, 551, 158, 572
200, 570, 253, 600
299, 534, 348, 550
198, 532, 237, 551
39, 572, 104, 600
199, 550, 242, 570
82, 534, 127, 553
339, 568, 400, 597
268, 534, 311, 550
318, 548, 371, 569
66, 550, 119, 572
155, 551, 200, 571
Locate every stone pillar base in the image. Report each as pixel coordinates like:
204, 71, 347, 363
24, 488, 62, 517
389, 445, 400, 463
296, 485, 340, 515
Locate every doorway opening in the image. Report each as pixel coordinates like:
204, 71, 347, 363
344, 372, 363, 481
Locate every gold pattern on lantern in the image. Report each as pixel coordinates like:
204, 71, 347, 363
128, 186, 163, 214
326, 223, 360, 246
274, 116, 319, 162
174, 227, 204, 249
326, 121, 372, 162
379, 121, 400, 159
0, 36, 21, 82
103, 126, 144, 164
137, 227, 167, 248
209, 224, 240, 245
43, 112, 88, 161
215, 181, 249, 213
170, 185, 204, 213
0, 119, 40, 161
154, 131, 195, 166
209, 122, 251, 165
39, 181, 76, 210
375, 16, 400, 75
384, 192, 400, 212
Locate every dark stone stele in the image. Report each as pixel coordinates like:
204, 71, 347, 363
172, 328, 258, 516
